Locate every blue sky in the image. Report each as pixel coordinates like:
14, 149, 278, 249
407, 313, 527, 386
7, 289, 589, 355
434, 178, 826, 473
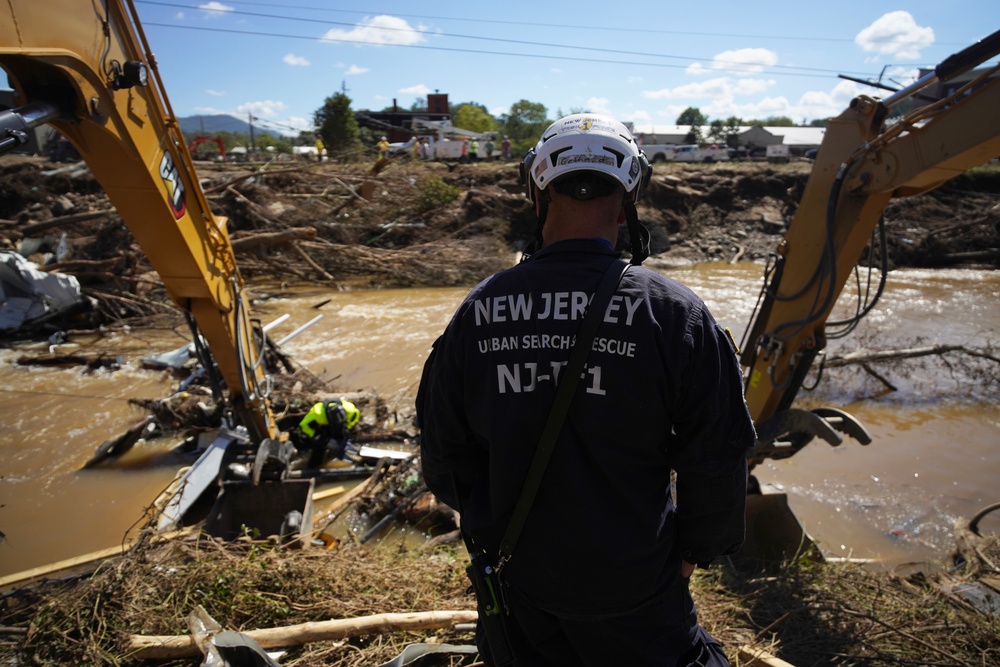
50, 2, 1000, 135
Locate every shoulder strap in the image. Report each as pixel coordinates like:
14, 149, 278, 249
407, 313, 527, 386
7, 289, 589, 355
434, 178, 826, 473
497, 259, 630, 566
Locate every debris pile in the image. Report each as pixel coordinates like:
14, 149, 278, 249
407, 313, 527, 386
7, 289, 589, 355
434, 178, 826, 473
3, 155, 999, 338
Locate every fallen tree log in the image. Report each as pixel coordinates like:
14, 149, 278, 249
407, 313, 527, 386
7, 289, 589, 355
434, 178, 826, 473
127, 610, 479, 659
40, 256, 121, 273
293, 242, 336, 281
825, 344, 1000, 367
15, 352, 123, 370
230, 227, 317, 252
20, 209, 117, 236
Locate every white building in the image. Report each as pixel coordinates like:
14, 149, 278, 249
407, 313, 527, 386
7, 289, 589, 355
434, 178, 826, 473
631, 124, 826, 154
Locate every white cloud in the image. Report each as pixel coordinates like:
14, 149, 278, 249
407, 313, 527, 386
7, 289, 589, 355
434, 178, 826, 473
697, 79, 866, 124
699, 95, 786, 121
345, 64, 368, 76
653, 105, 689, 122
586, 97, 613, 115
688, 48, 779, 75
641, 77, 775, 100
236, 100, 288, 118
285, 116, 312, 133
283, 54, 310, 67
321, 15, 426, 46
193, 106, 228, 115
793, 79, 865, 118
619, 109, 652, 124
856, 11, 934, 60
205, 89, 226, 97
399, 84, 431, 95
198, 2, 233, 18
637, 75, 863, 125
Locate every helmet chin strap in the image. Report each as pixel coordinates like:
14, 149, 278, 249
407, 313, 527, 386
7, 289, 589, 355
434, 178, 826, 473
520, 191, 548, 262
624, 200, 651, 266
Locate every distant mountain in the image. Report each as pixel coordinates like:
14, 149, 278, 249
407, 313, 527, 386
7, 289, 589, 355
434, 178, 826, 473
178, 114, 282, 139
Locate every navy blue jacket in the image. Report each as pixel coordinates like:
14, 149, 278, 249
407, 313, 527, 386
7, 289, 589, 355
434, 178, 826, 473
418, 239, 755, 617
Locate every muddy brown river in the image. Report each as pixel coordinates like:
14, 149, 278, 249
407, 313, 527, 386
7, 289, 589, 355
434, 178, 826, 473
1, 263, 998, 578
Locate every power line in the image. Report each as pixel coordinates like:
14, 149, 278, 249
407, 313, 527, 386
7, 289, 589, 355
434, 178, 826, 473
137, 1, 875, 78
142, 20, 865, 81
150, 0, 971, 48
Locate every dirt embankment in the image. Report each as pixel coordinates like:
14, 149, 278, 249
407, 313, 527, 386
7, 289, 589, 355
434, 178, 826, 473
2, 155, 999, 333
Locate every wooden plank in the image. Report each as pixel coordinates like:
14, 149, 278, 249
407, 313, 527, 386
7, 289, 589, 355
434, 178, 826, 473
0, 529, 192, 592
128, 610, 479, 659
312, 485, 346, 502
0, 544, 127, 590
738, 645, 798, 667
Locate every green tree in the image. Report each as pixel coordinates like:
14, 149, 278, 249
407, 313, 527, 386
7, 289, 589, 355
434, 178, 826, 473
452, 104, 497, 134
499, 99, 549, 154
684, 125, 705, 145
314, 92, 360, 153
253, 132, 293, 155
676, 107, 707, 126
722, 116, 744, 147
707, 120, 726, 144
759, 115, 796, 127
555, 107, 589, 117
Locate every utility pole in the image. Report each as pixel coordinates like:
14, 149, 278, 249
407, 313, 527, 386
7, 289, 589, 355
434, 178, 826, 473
248, 112, 257, 154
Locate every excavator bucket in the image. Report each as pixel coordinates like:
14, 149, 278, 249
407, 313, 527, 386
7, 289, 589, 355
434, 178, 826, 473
204, 478, 315, 543
740, 491, 824, 563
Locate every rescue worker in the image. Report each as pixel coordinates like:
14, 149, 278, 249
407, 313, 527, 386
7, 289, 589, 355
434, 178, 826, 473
297, 398, 361, 468
501, 135, 511, 160
469, 137, 479, 162
377, 136, 390, 159
417, 114, 755, 666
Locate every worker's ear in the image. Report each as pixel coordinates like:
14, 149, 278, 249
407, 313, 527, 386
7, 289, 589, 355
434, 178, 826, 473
617, 192, 629, 225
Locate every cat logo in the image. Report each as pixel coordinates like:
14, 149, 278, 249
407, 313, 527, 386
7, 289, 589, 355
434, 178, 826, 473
159, 152, 187, 219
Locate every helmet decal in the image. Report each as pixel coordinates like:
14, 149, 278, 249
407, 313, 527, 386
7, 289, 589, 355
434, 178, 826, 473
557, 152, 615, 168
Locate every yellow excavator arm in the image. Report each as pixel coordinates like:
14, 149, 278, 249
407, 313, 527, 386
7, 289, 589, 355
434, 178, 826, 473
741, 30, 1000, 466
0, 0, 277, 442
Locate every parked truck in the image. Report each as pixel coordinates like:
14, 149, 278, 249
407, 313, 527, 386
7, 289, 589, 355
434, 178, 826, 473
765, 144, 790, 163
397, 119, 496, 162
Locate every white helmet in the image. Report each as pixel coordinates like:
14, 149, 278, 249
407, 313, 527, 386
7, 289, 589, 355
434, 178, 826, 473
520, 114, 650, 205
